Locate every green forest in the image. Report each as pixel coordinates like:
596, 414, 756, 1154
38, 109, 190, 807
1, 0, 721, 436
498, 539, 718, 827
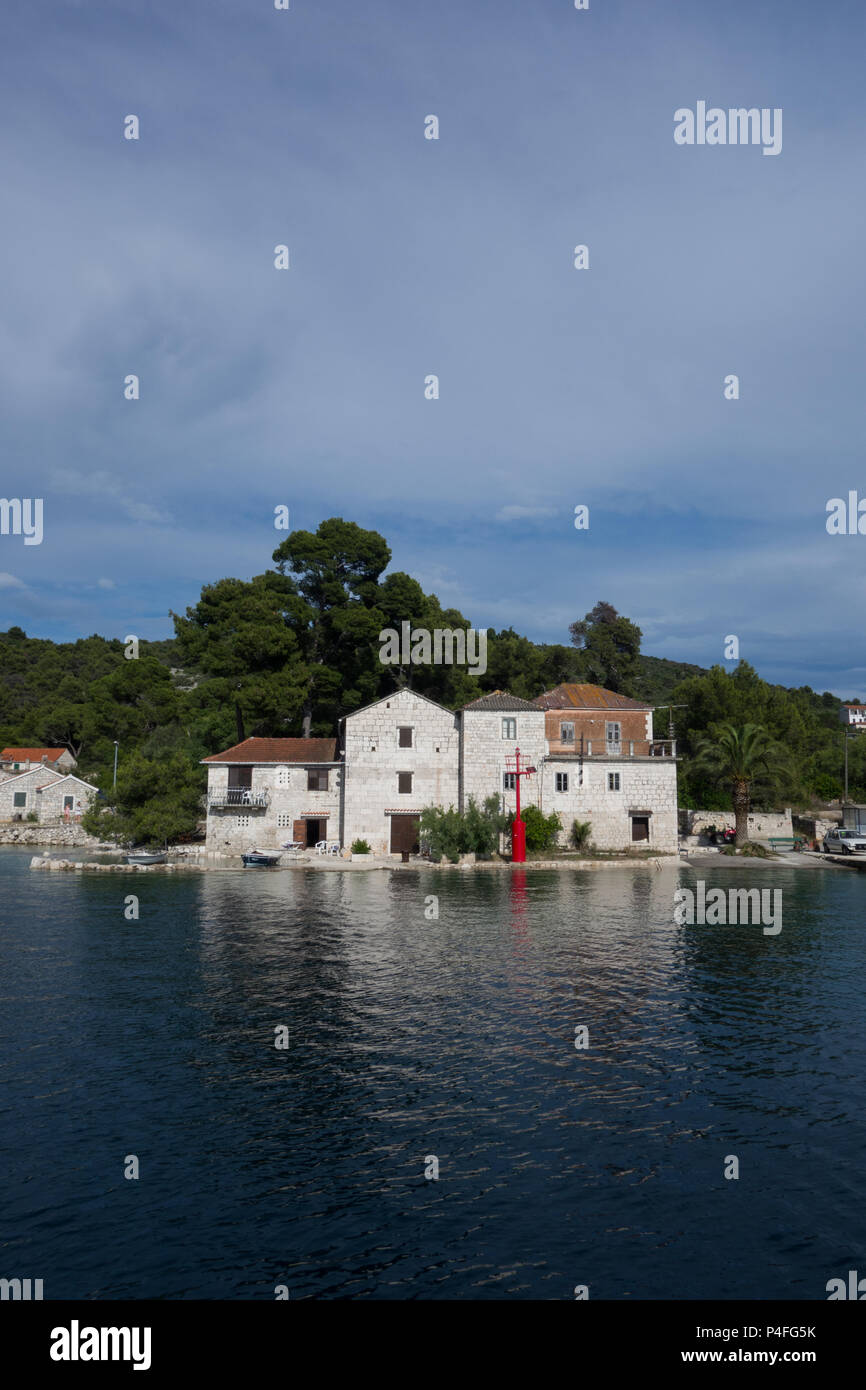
0, 517, 861, 838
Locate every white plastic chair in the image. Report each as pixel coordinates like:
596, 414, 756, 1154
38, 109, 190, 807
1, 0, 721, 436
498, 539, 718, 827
315, 839, 327, 855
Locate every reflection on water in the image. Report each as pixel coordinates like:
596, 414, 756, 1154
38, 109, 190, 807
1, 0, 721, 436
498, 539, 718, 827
1, 847, 865, 1300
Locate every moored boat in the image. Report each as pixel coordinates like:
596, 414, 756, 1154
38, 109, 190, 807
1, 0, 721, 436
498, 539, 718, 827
126, 850, 167, 865
242, 848, 282, 866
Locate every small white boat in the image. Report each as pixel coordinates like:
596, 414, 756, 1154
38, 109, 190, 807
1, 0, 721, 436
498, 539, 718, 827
242, 848, 282, 866
126, 850, 167, 865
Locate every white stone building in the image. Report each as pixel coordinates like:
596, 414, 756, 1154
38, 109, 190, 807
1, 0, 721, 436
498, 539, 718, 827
341, 689, 460, 854
202, 737, 341, 853
0, 766, 97, 823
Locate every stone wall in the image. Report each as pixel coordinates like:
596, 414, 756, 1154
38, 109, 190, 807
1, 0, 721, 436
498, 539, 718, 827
342, 689, 459, 854
682, 809, 793, 838
541, 756, 678, 853
460, 708, 546, 815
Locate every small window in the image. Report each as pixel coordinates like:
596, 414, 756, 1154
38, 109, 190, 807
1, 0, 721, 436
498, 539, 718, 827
502, 718, 516, 740
307, 769, 329, 792
277, 813, 292, 827
13, 792, 26, 808
608, 772, 621, 791
276, 766, 290, 787
606, 721, 622, 749
236, 815, 251, 828
398, 726, 413, 748
63, 795, 74, 810
503, 772, 516, 790
398, 771, 413, 794
555, 772, 568, 793
560, 722, 575, 744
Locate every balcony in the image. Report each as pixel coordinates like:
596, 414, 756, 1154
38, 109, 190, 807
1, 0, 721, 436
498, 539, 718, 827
207, 788, 270, 809
555, 739, 676, 759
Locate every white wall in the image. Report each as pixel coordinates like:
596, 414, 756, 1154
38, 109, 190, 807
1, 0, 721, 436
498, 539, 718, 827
343, 690, 459, 854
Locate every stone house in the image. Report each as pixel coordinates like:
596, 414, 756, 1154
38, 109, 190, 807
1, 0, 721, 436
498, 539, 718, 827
533, 684, 678, 852
201, 737, 341, 853
1, 746, 77, 775
460, 692, 546, 818
0, 766, 97, 823
340, 689, 460, 855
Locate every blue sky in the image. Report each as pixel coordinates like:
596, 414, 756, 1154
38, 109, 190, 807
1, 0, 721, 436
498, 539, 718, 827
2, 0, 865, 695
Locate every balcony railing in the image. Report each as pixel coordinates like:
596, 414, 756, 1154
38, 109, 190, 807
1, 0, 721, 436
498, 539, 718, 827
559, 739, 677, 758
207, 788, 270, 809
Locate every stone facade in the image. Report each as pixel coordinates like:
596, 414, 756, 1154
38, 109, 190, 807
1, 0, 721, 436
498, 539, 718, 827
0, 767, 96, 823
202, 686, 680, 859
203, 738, 341, 853
342, 689, 459, 854
460, 696, 546, 817
543, 756, 678, 852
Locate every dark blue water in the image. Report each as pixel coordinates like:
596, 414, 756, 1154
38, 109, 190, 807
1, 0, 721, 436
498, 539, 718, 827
1, 846, 864, 1300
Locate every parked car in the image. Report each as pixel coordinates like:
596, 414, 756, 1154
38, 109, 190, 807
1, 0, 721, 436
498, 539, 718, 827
823, 828, 866, 855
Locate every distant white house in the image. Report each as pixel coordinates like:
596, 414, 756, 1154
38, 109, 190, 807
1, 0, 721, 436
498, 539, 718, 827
0, 766, 97, 823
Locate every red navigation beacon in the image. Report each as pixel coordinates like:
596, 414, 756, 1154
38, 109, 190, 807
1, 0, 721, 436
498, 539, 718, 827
505, 747, 536, 864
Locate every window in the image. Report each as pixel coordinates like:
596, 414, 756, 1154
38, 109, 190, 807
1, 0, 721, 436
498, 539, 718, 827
503, 772, 516, 790
608, 772, 620, 791
398, 771, 413, 794
307, 769, 329, 792
560, 722, 575, 744
555, 772, 568, 793
606, 721, 622, 751
502, 718, 516, 740
276, 766, 290, 787
277, 813, 292, 828
398, 726, 413, 748
63, 795, 74, 810
13, 792, 26, 808
236, 815, 251, 828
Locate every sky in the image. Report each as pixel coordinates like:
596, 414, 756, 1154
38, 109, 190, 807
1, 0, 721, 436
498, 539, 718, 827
1, 0, 865, 695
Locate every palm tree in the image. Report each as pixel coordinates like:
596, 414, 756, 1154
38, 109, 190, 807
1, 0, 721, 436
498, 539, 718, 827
691, 723, 785, 848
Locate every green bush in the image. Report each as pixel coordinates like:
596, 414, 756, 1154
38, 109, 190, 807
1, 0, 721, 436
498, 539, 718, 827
570, 818, 592, 851
25, 811, 38, 823
519, 804, 562, 852
350, 838, 370, 854
419, 796, 506, 862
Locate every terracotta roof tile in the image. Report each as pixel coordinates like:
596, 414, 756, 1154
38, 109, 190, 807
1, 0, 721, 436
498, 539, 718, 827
1, 747, 69, 762
462, 691, 541, 712
533, 684, 653, 712
202, 737, 338, 764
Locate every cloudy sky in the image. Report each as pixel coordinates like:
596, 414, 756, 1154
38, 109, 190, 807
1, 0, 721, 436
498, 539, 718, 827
2, 0, 865, 694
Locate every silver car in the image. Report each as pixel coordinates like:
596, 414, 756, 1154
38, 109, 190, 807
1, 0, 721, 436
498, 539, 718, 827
823, 828, 866, 854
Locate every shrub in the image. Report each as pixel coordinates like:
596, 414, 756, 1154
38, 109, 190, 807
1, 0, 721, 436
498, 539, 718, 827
350, 838, 370, 854
570, 818, 592, 851
26, 811, 39, 823
519, 804, 562, 852
419, 796, 506, 862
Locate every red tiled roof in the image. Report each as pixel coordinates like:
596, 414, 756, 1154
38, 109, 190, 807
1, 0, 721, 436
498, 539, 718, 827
533, 684, 653, 712
1, 747, 69, 762
202, 737, 338, 764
